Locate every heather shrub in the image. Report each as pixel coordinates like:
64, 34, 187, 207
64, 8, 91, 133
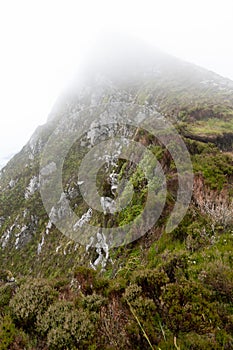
73, 266, 97, 294
131, 268, 169, 300
47, 328, 72, 350
158, 332, 218, 350
162, 252, 188, 282
123, 283, 160, 348
81, 293, 107, 312
0, 315, 17, 350
98, 296, 130, 349
47, 309, 98, 349
181, 332, 219, 349
37, 300, 98, 348
186, 223, 211, 252
128, 296, 156, 319
200, 262, 233, 303
123, 283, 142, 303
0, 315, 28, 350
161, 281, 221, 334
124, 283, 157, 319
9, 279, 57, 328
0, 284, 15, 311
215, 330, 233, 350
36, 300, 73, 335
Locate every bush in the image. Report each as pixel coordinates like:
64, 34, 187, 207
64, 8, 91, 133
123, 284, 142, 303
161, 281, 221, 334
181, 332, 219, 349
10, 279, 57, 328
0, 284, 15, 311
0, 315, 17, 350
123, 283, 161, 348
131, 268, 169, 300
186, 223, 211, 252
37, 300, 98, 349
200, 262, 233, 303
73, 266, 97, 295
47, 309, 97, 349
0, 315, 27, 350
47, 328, 72, 350
36, 300, 73, 335
162, 252, 188, 283
158, 332, 218, 349
81, 293, 107, 312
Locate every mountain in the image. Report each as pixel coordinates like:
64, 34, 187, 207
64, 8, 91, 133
0, 46, 233, 349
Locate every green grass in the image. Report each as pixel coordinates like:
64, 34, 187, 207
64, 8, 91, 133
187, 117, 233, 135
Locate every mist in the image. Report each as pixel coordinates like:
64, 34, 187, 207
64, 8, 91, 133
1, 0, 233, 169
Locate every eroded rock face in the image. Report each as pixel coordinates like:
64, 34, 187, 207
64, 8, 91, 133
100, 197, 116, 215
1, 227, 12, 249
86, 231, 110, 271
25, 176, 39, 199
0, 208, 39, 251
215, 133, 233, 151
9, 178, 18, 188
40, 162, 57, 177
185, 132, 233, 152
73, 209, 92, 230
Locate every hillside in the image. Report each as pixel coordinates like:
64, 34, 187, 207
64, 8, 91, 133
0, 48, 233, 349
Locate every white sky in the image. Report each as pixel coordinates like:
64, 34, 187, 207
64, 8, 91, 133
1, 0, 233, 168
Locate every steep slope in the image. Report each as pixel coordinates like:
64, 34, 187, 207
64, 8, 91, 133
0, 48, 233, 349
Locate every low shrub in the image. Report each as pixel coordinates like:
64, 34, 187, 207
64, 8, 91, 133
10, 279, 57, 328
37, 299, 98, 349
0, 315, 17, 350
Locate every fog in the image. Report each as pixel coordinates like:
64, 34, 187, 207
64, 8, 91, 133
1, 0, 233, 169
